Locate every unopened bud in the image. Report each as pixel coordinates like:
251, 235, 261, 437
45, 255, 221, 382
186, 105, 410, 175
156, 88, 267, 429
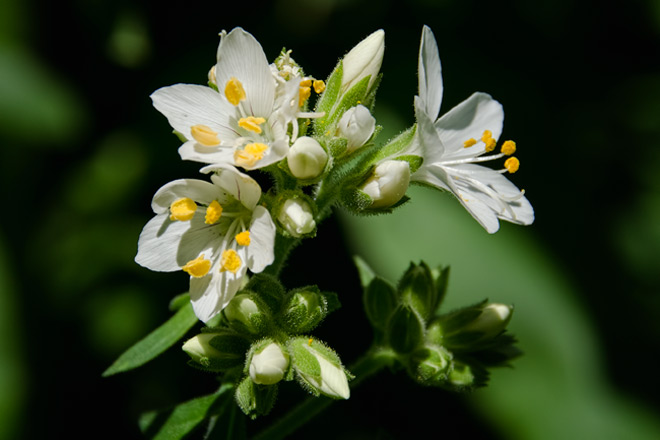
463, 303, 512, 340
278, 198, 316, 237
290, 338, 351, 399
182, 332, 248, 371
410, 345, 452, 385
224, 293, 268, 335
360, 160, 410, 209
280, 288, 327, 333
337, 105, 376, 154
342, 30, 385, 93
249, 342, 290, 385
288, 136, 328, 179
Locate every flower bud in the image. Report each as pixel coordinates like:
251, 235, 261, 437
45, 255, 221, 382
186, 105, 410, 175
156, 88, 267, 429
290, 338, 350, 399
182, 333, 223, 366
182, 332, 248, 371
336, 105, 376, 154
224, 293, 268, 335
287, 136, 328, 179
462, 303, 513, 340
342, 30, 385, 93
278, 198, 316, 237
279, 288, 327, 333
249, 342, 290, 385
438, 302, 513, 350
410, 345, 452, 385
360, 160, 410, 209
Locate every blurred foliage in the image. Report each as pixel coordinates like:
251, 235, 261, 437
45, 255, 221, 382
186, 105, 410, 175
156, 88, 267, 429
0, 0, 659, 438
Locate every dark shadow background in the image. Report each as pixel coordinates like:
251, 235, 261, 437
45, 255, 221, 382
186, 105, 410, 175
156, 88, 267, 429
1, 0, 659, 438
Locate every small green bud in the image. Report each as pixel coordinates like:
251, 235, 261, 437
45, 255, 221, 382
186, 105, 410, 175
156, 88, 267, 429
410, 345, 452, 385
447, 361, 476, 389
249, 342, 290, 385
289, 337, 351, 399
439, 302, 513, 350
182, 332, 248, 371
399, 261, 436, 321
277, 198, 316, 237
387, 305, 424, 354
287, 136, 328, 180
235, 375, 278, 419
463, 303, 513, 339
363, 276, 397, 331
224, 293, 269, 335
360, 160, 410, 209
279, 288, 327, 333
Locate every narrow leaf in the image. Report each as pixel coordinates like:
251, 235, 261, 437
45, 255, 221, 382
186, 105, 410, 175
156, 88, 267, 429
102, 300, 198, 377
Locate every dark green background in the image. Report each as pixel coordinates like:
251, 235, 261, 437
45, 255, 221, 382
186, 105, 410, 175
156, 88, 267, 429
1, 0, 660, 438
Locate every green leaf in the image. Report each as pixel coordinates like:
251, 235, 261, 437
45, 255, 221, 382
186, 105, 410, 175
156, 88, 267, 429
314, 61, 343, 136
139, 384, 233, 440
102, 300, 198, 377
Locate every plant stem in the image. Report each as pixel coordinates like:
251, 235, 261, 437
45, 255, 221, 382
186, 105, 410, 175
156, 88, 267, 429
252, 347, 394, 440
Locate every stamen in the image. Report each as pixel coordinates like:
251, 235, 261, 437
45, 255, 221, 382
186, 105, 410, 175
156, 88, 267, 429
235, 231, 251, 246
170, 198, 197, 221
504, 157, 520, 173
484, 138, 497, 152
234, 142, 269, 168
205, 200, 223, 224
481, 130, 493, 143
220, 249, 242, 273
463, 138, 477, 148
300, 78, 312, 87
191, 124, 221, 147
299, 86, 311, 106
313, 80, 326, 94
182, 254, 211, 278
238, 116, 266, 134
501, 140, 516, 156
225, 77, 246, 106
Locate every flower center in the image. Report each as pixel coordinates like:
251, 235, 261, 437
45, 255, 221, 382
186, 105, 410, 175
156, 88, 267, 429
220, 249, 242, 273
234, 142, 269, 168
456, 130, 520, 174
170, 198, 197, 221
182, 254, 211, 278
238, 116, 266, 134
205, 200, 223, 224
190, 124, 220, 146
225, 77, 246, 106
235, 231, 251, 246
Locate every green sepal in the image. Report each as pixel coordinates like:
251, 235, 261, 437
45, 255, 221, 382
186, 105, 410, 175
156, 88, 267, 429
278, 286, 329, 334
393, 154, 423, 174
327, 75, 370, 128
288, 337, 322, 385
327, 137, 348, 157
172, 129, 188, 143
408, 344, 452, 386
340, 186, 374, 213
431, 266, 450, 315
387, 305, 424, 354
444, 361, 478, 391
353, 255, 376, 288
399, 261, 436, 321
372, 125, 416, 163
243, 273, 286, 315
234, 376, 278, 419
361, 73, 382, 111
363, 276, 397, 331
208, 81, 219, 92
313, 61, 344, 136
205, 330, 251, 370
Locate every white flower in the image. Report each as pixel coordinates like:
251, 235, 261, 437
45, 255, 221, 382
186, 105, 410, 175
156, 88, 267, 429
135, 167, 276, 322
249, 342, 290, 385
278, 199, 316, 237
182, 333, 223, 365
342, 30, 385, 93
287, 136, 328, 179
336, 105, 376, 154
360, 160, 411, 208
150, 27, 300, 172
410, 25, 534, 233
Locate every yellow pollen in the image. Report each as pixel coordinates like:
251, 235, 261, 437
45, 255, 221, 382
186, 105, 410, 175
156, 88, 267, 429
205, 200, 223, 225
463, 138, 477, 148
225, 77, 246, 106
300, 78, 312, 87
485, 138, 497, 152
299, 86, 311, 106
481, 130, 493, 143
238, 116, 266, 134
501, 140, 516, 156
234, 142, 269, 168
505, 157, 520, 174
235, 231, 251, 246
190, 124, 221, 147
182, 255, 211, 278
220, 249, 242, 273
313, 80, 325, 94
170, 198, 197, 221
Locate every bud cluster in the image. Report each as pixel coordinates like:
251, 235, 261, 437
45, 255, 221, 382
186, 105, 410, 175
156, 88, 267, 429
181, 275, 352, 419
357, 259, 520, 391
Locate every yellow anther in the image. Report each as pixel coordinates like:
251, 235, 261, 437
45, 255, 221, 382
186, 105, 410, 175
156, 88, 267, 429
481, 130, 493, 143
205, 200, 223, 225
220, 249, 242, 273
235, 231, 251, 246
504, 157, 520, 174
313, 80, 325, 94
238, 116, 266, 134
170, 198, 197, 221
300, 78, 312, 87
501, 140, 516, 156
463, 138, 477, 148
225, 77, 246, 106
485, 138, 497, 152
234, 142, 269, 168
182, 254, 211, 278
191, 124, 221, 147
299, 86, 311, 106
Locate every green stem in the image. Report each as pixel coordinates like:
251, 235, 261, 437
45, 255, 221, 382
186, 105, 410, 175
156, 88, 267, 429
263, 235, 301, 277
252, 347, 394, 440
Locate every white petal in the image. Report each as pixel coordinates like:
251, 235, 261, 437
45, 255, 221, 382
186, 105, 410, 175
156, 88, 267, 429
434, 92, 504, 158
151, 84, 237, 140
178, 140, 236, 166
210, 167, 262, 211
214, 28, 275, 118
246, 206, 276, 272
190, 260, 246, 323
418, 25, 443, 122
151, 178, 227, 214
413, 95, 445, 162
